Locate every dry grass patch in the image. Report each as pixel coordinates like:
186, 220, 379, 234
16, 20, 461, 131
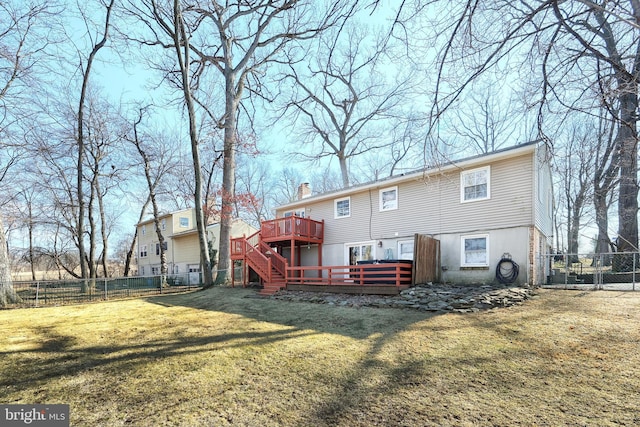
1, 288, 639, 426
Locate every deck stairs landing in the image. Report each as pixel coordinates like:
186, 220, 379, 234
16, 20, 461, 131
259, 270, 286, 296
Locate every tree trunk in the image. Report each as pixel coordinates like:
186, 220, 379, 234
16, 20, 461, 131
339, 153, 350, 188
0, 216, 19, 307
593, 190, 612, 266
96, 178, 110, 277
76, 0, 114, 280
215, 65, 242, 286
172, 0, 212, 287
613, 87, 639, 272
27, 204, 36, 281
124, 197, 150, 277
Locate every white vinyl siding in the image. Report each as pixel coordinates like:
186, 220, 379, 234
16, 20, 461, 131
276, 153, 535, 247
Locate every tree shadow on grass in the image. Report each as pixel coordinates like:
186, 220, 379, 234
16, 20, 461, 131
299, 290, 640, 426
145, 287, 437, 340
0, 322, 317, 398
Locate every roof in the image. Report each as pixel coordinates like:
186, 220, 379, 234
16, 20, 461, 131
136, 208, 193, 227
277, 141, 542, 211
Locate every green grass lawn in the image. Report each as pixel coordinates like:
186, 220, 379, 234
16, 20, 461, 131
1, 287, 639, 426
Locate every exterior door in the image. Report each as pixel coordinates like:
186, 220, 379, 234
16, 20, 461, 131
345, 242, 375, 265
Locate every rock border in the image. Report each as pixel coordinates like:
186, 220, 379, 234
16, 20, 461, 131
269, 283, 537, 313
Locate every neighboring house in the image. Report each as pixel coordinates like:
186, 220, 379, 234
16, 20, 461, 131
136, 208, 256, 280
233, 141, 553, 292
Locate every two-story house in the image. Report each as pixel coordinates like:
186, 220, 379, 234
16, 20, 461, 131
137, 208, 256, 281
232, 141, 553, 293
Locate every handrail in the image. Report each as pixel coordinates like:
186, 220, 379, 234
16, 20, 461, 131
258, 241, 288, 278
243, 239, 272, 284
231, 231, 261, 258
286, 263, 413, 287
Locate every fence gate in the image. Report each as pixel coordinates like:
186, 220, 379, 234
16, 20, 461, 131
544, 252, 639, 291
413, 234, 441, 284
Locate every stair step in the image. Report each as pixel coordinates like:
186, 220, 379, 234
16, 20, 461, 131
258, 282, 286, 295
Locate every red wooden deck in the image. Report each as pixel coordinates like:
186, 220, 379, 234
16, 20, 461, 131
231, 216, 412, 295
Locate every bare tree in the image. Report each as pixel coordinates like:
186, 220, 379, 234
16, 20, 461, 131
75, 0, 115, 283
556, 124, 594, 258
592, 104, 619, 262
0, 216, 19, 306
423, 1, 639, 266
448, 83, 522, 154
0, 0, 55, 305
128, 0, 352, 285
280, 22, 415, 188
125, 107, 179, 280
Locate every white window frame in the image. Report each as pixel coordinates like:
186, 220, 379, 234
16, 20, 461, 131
141, 225, 146, 236
179, 217, 189, 228
398, 239, 414, 260
140, 244, 148, 258
379, 186, 398, 212
460, 166, 490, 203
161, 219, 166, 230
334, 197, 351, 219
461, 234, 489, 267
344, 241, 376, 265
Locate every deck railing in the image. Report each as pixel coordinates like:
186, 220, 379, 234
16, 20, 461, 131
231, 231, 261, 258
258, 241, 287, 277
260, 216, 324, 241
286, 263, 413, 288
243, 239, 272, 283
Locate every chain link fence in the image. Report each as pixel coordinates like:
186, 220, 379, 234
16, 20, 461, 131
542, 252, 639, 291
6, 273, 202, 309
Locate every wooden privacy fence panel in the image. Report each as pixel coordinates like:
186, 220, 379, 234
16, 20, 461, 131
413, 234, 441, 284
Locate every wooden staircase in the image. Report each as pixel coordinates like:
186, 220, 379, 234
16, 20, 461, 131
259, 270, 286, 296
232, 232, 289, 295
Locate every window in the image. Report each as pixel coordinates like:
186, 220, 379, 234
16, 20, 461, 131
140, 245, 148, 258
379, 186, 398, 211
155, 242, 168, 255
151, 266, 160, 275
335, 197, 351, 218
140, 266, 145, 275
461, 166, 490, 202
179, 217, 189, 228
284, 209, 305, 218
161, 219, 166, 230
461, 235, 489, 267
141, 225, 146, 236
188, 264, 201, 273
398, 240, 414, 260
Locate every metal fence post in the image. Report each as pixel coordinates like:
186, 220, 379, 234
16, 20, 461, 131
104, 278, 108, 300
633, 253, 636, 291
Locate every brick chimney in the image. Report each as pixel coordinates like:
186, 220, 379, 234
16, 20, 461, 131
297, 182, 311, 200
